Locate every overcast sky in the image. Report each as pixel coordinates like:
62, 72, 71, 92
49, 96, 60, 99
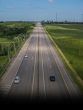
0, 0, 83, 21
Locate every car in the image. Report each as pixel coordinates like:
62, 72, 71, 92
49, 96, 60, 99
25, 55, 28, 58
50, 75, 56, 81
14, 76, 20, 84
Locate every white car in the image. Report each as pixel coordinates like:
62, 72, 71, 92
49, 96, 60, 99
25, 55, 28, 58
14, 76, 20, 84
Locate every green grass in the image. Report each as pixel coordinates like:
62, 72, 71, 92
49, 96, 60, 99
0, 38, 11, 43
0, 56, 8, 64
45, 24, 83, 81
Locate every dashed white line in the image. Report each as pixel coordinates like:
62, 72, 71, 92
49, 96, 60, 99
40, 35, 46, 97
31, 34, 38, 97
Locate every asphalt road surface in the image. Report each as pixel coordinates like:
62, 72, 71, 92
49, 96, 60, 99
0, 23, 81, 101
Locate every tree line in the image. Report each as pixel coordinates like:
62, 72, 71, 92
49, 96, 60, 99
41, 20, 83, 25
0, 23, 34, 39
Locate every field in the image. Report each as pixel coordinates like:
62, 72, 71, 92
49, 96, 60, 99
45, 24, 83, 82
0, 21, 35, 77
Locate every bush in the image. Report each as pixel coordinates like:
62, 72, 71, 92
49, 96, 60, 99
0, 44, 8, 56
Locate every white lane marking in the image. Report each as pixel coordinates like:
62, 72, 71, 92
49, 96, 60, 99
31, 34, 38, 97
40, 35, 46, 97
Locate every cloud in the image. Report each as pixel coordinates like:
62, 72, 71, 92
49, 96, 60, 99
48, 0, 54, 3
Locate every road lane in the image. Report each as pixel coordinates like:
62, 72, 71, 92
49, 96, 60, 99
31, 30, 39, 97
39, 30, 46, 98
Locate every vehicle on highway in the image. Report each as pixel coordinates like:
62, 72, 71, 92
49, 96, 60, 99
14, 76, 20, 84
25, 55, 28, 58
50, 75, 56, 81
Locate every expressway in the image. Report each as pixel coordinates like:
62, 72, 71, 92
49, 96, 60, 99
0, 23, 81, 100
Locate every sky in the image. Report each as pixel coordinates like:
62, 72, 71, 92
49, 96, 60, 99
0, 0, 83, 21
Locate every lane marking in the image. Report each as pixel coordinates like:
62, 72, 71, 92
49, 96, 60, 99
31, 32, 38, 97
40, 34, 46, 97
38, 26, 46, 97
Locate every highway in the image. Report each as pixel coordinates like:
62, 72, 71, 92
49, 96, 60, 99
0, 23, 81, 100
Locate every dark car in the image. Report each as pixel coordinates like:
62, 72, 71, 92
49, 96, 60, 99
50, 76, 56, 81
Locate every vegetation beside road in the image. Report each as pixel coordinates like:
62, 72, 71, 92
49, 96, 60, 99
45, 24, 83, 90
0, 21, 35, 77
